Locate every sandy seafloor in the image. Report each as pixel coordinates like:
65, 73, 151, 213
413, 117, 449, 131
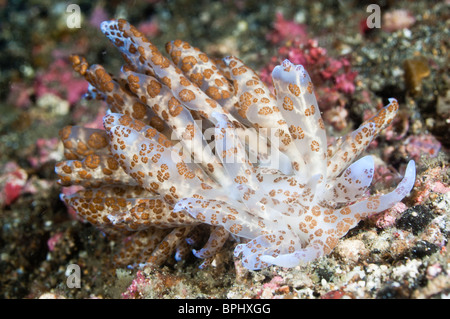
0, 0, 449, 300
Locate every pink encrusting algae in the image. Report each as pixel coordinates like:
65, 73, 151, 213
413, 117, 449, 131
55, 19, 415, 270
1, 162, 28, 207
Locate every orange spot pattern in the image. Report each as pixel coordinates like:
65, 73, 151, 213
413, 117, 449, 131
57, 20, 415, 271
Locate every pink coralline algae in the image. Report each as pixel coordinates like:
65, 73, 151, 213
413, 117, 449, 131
257, 275, 291, 298
1, 161, 54, 207
56, 19, 415, 270
404, 134, 441, 161
382, 9, 416, 32
122, 270, 149, 298
138, 19, 160, 38
27, 137, 61, 169
369, 202, 408, 229
381, 133, 441, 165
0, 162, 28, 207
121, 269, 185, 298
266, 12, 308, 45
47, 232, 64, 252
89, 5, 109, 29
34, 58, 88, 105
411, 166, 450, 206
7, 81, 33, 109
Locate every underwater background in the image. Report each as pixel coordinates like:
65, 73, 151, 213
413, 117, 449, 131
0, 0, 449, 299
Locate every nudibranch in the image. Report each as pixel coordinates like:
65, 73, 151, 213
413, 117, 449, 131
56, 19, 415, 270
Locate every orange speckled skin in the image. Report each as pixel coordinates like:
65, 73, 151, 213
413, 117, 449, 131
56, 19, 415, 270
